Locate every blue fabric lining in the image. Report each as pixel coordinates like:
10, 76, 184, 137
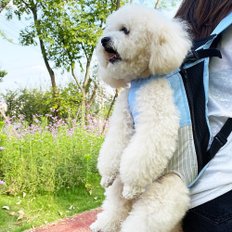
211, 11, 232, 36
128, 73, 191, 128
128, 78, 151, 125
197, 12, 232, 51
166, 73, 191, 127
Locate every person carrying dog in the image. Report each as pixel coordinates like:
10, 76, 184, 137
175, 1, 232, 231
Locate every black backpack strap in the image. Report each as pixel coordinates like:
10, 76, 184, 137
207, 118, 232, 159
184, 33, 223, 64
185, 48, 222, 63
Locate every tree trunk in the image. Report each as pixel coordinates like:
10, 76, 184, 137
81, 90, 86, 127
71, 65, 82, 91
31, 4, 58, 97
116, 0, 120, 9
154, 0, 161, 9
39, 38, 58, 96
88, 81, 98, 106
83, 58, 92, 90
80, 55, 93, 126
101, 90, 118, 134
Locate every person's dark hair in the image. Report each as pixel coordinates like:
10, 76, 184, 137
175, 0, 232, 39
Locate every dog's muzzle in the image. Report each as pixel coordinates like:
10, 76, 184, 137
101, 37, 121, 63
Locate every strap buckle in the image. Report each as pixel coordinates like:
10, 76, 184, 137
214, 133, 227, 146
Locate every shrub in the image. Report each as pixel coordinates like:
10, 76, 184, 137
1, 84, 83, 124
0, 118, 103, 195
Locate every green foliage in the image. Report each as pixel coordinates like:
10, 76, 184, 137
156, 0, 181, 9
9, 0, 120, 73
6, 0, 123, 121
0, 0, 10, 13
1, 83, 113, 129
0, 30, 13, 43
1, 84, 83, 123
0, 122, 6, 181
56, 83, 83, 118
2, 89, 52, 123
0, 122, 103, 195
0, 70, 7, 82
0, 121, 6, 146
0, 186, 104, 232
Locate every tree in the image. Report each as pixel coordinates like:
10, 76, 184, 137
8, 0, 59, 96
0, 70, 7, 82
130, 0, 181, 9
7, 0, 125, 125
0, 1, 13, 44
0, 0, 10, 13
0, 1, 10, 84
154, 0, 181, 9
31, 0, 124, 126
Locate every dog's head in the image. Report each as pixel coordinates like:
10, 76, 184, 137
97, 5, 192, 88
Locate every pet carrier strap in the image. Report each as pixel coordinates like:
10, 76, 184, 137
207, 118, 232, 159
211, 11, 232, 36
196, 48, 222, 59
185, 48, 222, 63
198, 12, 232, 50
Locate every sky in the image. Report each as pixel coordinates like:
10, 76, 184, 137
0, 11, 71, 94
0, 0, 179, 95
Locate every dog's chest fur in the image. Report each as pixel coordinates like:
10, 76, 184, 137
127, 75, 175, 127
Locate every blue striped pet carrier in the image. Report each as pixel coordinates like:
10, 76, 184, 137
128, 12, 232, 186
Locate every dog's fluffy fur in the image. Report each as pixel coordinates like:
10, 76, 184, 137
90, 5, 192, 232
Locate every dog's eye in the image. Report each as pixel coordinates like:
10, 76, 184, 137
120, 26, 130, 35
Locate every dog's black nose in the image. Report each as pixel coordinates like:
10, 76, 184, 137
101, 37, 111, 47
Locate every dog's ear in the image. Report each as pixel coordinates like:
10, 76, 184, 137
149, 19, 192, 74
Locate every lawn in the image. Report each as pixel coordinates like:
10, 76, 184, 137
0, 118, 105, 231
0, 185, 104, 232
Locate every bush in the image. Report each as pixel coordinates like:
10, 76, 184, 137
0, 118, 103, 195
2, 89, 52, 123
1, 84, 83, 124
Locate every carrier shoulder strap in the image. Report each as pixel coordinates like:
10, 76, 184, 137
207, 118, 232, 159
211, 11, 232, 36
207, 12, 232, 157
185, 12, 232, 63
183, 12, 232, 161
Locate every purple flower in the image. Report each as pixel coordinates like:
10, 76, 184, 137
67, 128, 75, 136
0, 180, 5, 185
18, 114, 25, 121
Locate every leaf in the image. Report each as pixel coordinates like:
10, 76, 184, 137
17, 210, 25, 220
16, 200, 21, 205
9, 211, 17, 216
58, 211, 63, 216
2, 205, 10, 210
68, 205, 74, 210
22, 192, 26, 198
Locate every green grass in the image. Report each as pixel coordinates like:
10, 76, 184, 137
0, 184, 104, 232
0, 121, 105, 232
0, 126, 104, 195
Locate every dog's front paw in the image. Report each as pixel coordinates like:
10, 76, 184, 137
90, 211, 121, 232
100, 175, 116, 188
90, 221, 103, 232
122, 185, 145, 199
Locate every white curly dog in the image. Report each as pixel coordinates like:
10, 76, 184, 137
91, 5, 192, 232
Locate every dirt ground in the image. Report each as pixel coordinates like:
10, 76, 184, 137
28, 209, 100, 232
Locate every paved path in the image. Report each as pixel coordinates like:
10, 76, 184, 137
28, 209, 100, 232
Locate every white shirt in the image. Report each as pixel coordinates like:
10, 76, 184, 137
190, 25, 232, 208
